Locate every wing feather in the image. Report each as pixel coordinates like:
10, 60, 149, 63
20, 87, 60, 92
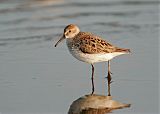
75, 32, 116, 54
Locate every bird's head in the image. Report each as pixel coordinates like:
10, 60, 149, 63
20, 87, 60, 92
55, 24, 80, 47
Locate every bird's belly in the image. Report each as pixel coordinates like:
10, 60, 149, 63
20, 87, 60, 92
68, 48, 115, 64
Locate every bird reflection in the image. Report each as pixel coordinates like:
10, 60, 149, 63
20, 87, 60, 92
68, 70, 131, 114
107, 61, 112, 96
81, 108, 112, 114
68, 94, 130, 114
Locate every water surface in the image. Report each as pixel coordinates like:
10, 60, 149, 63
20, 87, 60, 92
0, 0, 159, 114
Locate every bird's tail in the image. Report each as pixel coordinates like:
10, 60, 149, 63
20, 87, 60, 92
115, 48, 131, 54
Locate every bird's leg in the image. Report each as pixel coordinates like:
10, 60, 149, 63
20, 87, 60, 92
91, 64, 95, 95
107, 60, 112, 96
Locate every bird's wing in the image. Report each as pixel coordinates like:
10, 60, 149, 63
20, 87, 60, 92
76, 32, 116, 54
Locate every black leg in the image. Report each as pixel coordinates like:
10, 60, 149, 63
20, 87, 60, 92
91, 64, 95, 95
107, 61, 112, 96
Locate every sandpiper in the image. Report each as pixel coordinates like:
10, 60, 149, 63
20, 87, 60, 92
55, 24, 130, 95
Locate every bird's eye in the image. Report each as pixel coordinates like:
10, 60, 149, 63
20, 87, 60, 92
69, 30, 71, 33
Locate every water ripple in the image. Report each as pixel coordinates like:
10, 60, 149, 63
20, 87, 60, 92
0, 34, 58, 47
0, 34, 56, 42
90, 22, 141, 29
0, 11, 139, 25
45, 1, 160, 8
0, 0, 159, 14
32, 11, 140, 22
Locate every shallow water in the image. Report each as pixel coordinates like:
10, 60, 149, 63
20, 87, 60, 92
0, 0, 159, 114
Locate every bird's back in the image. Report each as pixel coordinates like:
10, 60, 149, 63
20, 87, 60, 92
70, 32, 130, 54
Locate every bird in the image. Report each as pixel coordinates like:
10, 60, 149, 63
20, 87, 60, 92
54, 24, 130, 95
